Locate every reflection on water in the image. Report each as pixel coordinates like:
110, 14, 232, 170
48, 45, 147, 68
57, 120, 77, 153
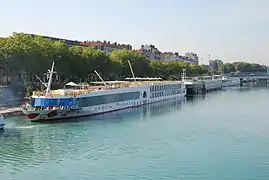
1, 86, 269, 180
0, 97, 185, 167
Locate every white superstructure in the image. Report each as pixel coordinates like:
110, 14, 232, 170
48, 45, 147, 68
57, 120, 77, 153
21, 62, 186, 122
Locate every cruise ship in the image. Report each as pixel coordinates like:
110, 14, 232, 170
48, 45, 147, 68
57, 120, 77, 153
21, 62, 186, 122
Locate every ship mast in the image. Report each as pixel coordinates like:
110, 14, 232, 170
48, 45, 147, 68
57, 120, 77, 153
181, 69, 186, 81
45, 62, 55, 96
36, 75, 47, 87
127, 60, 138, 86
221, 63, 224, 76
94, 70, 108, 88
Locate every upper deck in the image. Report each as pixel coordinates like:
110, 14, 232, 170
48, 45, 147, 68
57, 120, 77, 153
32, 80, 183, 98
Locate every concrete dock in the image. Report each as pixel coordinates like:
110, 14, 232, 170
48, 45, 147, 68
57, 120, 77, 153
185, 81, 205, 95
0, 107, 23, 117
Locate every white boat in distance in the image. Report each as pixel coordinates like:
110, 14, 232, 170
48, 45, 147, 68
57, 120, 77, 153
0, 114, 5, 130
21, 61, 186, 122
221, 76, 241, 87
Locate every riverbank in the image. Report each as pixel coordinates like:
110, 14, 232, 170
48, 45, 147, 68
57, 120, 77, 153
0, 107, 23, 117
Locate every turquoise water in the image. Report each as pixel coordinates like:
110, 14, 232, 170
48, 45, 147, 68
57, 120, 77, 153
1, 85, 269, 180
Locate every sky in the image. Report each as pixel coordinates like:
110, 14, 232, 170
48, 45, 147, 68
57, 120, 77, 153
0, 0, 269, 65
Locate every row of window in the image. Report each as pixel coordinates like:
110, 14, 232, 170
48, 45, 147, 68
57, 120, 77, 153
150, 90, 181, 98
150, 84, 181, 92
77, 92, 140, 107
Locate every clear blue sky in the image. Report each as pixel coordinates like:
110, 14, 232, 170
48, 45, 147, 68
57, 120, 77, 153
1, 0, 269, 65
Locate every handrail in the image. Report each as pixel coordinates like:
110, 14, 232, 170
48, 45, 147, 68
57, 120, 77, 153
32, 81, 184, 97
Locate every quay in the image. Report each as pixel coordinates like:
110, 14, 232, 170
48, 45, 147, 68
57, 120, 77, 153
0, 107, 23, 117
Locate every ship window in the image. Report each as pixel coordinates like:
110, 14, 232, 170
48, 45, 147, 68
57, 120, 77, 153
142, 91, 147, 98
77, 91, 141, 107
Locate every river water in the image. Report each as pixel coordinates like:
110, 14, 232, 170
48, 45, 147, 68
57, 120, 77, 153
1, 85, 269, 180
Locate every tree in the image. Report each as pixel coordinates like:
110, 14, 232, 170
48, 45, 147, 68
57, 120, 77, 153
109, 49, 151, 79
2, 33, 267, 91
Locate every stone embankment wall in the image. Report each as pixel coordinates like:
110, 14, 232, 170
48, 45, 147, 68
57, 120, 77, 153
0, 85, 26, 108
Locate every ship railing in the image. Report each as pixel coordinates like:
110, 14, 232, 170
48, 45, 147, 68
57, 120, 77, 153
32, 81, 183, 97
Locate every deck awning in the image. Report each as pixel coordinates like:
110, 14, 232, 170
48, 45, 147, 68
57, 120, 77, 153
125, 77, 162, 80
65, 82, 78, 86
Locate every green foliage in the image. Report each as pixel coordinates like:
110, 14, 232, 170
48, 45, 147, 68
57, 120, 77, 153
220, 61, 267, 74
26, 84, 34, 97
0, 33, 267, 88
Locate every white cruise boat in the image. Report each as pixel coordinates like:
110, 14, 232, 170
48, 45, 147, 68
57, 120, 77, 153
21, 62, 186, 122
0, 114, 5, 130
221, 76, 241, 87
197, 75, 222, 91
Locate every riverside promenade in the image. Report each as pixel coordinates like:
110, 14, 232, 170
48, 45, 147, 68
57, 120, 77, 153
0, 85, 25, 117
0, 107, 23, 117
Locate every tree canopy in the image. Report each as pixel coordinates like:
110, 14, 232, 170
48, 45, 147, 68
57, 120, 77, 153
0, 33, 267, 88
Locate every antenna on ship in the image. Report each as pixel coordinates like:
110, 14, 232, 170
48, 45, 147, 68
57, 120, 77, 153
94, 70, 108, 88
36, 75, 48, 87
211, 71, 215, 79
127, 60, 138, 86
45, 61, 55, 96
181, 69, 186, 81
